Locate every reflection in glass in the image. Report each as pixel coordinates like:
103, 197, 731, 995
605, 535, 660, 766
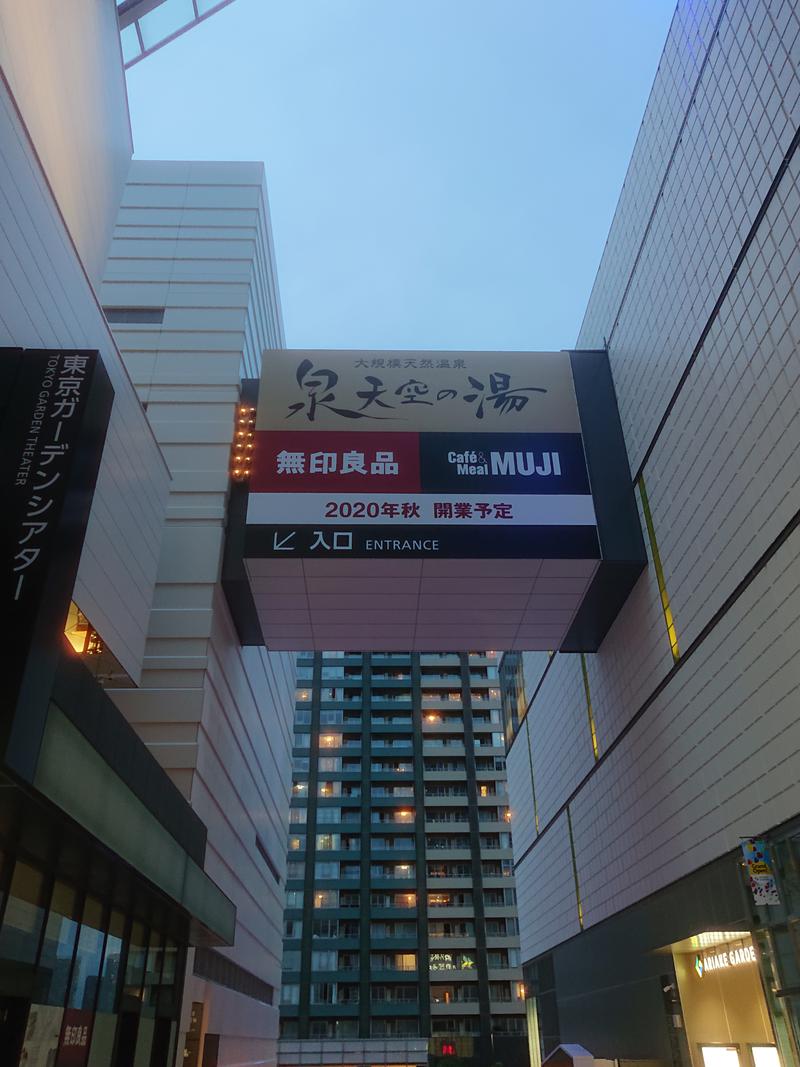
68, 896, 106, 1010
34, 880, 80, 1005
0, 860, 47, 965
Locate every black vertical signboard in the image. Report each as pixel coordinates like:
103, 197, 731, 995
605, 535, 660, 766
1, 348, 113, 782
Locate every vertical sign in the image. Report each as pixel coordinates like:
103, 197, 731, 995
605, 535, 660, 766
741, 839, 780, 906
1, 348, 113, 779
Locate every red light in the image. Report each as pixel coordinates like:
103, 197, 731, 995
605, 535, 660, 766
441, 1043, 456, 1056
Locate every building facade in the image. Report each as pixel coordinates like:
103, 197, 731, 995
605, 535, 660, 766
101, 161, 295, 1067
503, 4, 800, 1067
279, 652, 527, 1067
1, 7, 295, 1067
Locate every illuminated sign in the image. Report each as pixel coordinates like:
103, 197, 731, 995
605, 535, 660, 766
229, 349, 646, 652
695, 943, 757, 976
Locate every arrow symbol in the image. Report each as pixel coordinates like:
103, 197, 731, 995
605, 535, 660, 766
273, 531, 296, 551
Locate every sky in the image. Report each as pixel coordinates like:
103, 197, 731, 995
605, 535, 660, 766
126, 0, 676, 352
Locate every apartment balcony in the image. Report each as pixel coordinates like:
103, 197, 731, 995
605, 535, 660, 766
426, 936, 476, 950
430, 1001, 481, 1015
368, 1000, 420, 1015
419, 654, 460, 666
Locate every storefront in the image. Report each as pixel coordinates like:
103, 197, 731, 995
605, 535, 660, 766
0, 782, 188, 1066
671, 932, 779, 1067
524, 845, 800, 1067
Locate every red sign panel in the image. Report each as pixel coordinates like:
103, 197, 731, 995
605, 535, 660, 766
250, 430, 421, 493
57, 1009, 93, 1066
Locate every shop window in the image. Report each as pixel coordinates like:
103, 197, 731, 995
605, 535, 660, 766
32, 880, 80, 1006
0, 859, 47, 964
67, 896, 106, 1010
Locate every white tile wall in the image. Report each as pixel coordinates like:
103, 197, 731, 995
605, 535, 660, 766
515, 811, 581, 963
0, 78, 168, 684
579, 0, 800, 474
571, 527, 800, 928
527, 654, 596, 828
0, 0, 133, 285
103, 162, 293, 1064
507, 717, 536, 861
509, 0, 800, 964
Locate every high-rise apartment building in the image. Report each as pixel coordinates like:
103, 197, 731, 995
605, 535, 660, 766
279, 652, 527, 1067
503, 4, 800, 1067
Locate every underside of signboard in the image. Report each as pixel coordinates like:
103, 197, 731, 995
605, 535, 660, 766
222, 351, 647, 652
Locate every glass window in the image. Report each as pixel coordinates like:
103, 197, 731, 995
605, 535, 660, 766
310, 981, 335, 1003
296, 666, 313, 680
293, 733, 310, 749
282, 951, 300, 971
317, 781, 341, 798
311, 951, 337, 971
316, 834, 340, 851
320, 710, 343, 725
286, 891, 304, 908
295, 709, 311, 725
289, 808, 307, 824
292, 781, 308, 797
318, 757, 341, 773
316, 808, 341, 824
286, 862, 304, 880
319, 733, 342, 749
288, 836, 305, 852
313, 890, 339, 908
0, 860, 47, 966
33, 879, 80, 1005
295, 688, 312, 703
122, 920, 147, 1006
283, 919, 302, 939
68, 896, 107, 1010
281, 983, 300, 1004
314, 862, 339, 879
292, 757, 309, 773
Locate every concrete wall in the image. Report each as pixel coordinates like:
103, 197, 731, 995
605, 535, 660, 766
509, 0, 800, 964
104, 161, 293, 1067
0, 15, 168, 685
0, 0, 133, 287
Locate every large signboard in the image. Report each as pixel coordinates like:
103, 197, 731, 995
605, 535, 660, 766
233, 350, 645, 651
247, 351, 599, 560
2, 348, 113, 779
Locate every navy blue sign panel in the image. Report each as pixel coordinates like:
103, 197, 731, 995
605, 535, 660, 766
245, 523, 601, 560
418, 432, 591, 495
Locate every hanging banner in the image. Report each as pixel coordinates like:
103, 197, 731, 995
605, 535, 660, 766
227, 349, 647, 651
741, 839, 780, 906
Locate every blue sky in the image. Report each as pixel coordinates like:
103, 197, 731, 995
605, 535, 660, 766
126, 0, 676, 351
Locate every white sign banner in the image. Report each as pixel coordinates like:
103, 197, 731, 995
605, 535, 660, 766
247, 492, 597, 527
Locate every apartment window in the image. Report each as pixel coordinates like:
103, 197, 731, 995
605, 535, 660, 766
311, 952, 337, 972
296, 665, 313, 680
313, 890, 338, 909
282, 951, 300, 971
292, 757, 309, 773
280, 983, 299, 1004
295, 709, 311, 725
288, 808, 306, 824
319, 733, 342, 749
320, 709, 343, 725
339, 891, 360, 908
292, 733, 310, 749
314, 862, 339, 879
310, 982, 335, 1004
318, 781, 341, 798
316, 834, 340, 851
312, 919, 337, 939
292, 781, 308, 797
288, 836, 304, 852
318, 757, 341, 773
316, 807, 341, 824
286, 863, 304, 880
283, 918, 302, 939
295, 688, 312, 703
286, 891, 303, 908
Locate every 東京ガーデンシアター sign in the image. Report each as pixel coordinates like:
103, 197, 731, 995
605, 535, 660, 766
233, 350, 646, 652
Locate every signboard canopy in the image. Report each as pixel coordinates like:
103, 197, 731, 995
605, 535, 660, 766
225, 349, 646, 652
